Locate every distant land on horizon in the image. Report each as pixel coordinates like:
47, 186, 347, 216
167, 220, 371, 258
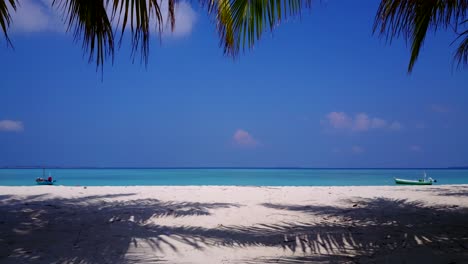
1, 166, 468, 170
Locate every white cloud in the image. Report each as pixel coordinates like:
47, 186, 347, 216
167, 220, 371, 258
371, 118, 388, 129
232, 129, 258, 147
11, 0, 63, 33
409, 145, 422, 152
323, 112, 402, 132
0, 120, 24, 132
415, 122, 426, 129
161, 1, 197, 37
353, 113, 371, 132
331, 148, 342, 154
430, 104, 451, 113
10, 0, 196, 37
352, 145, 364, 154
389, 121, 403, 131
326, 112, 352, 129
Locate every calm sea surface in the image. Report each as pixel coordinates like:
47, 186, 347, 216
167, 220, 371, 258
1, 169, 468, 186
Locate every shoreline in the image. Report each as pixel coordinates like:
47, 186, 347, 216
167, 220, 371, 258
1, 185, 467, 263
3, 167, 468, 169
2, 183, 468, 187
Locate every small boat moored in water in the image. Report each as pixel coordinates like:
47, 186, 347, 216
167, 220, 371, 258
394, 178, 433, 185
394, 172, 436, 185
36, 177, 56, 185
36, 168, 56, 185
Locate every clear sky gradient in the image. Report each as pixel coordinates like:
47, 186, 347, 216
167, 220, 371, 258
1, 0, 467, 168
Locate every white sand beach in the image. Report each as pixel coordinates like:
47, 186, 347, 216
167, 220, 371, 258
0, 185, 467, 263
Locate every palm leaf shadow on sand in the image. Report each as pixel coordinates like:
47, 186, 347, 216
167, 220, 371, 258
0, 192, 467, 263
413, 185, 468, 197
0, 193, 240, 263
259, 198, 468, 263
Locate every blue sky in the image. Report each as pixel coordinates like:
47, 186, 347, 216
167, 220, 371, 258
1, 0, 467, 168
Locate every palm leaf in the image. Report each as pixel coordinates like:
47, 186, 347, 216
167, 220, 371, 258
0, 0, 17, 47
53, 0, 114, 71
374, 0, 468, 73
454, 33, 468, 67
453, 19, 467, 67
53, 0, 173, 70
106, 0, 166, 64
205, 0, 312, 56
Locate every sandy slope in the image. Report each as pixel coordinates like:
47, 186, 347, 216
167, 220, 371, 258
0, 185, 467, 263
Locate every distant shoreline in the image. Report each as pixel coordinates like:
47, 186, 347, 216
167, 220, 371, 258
1, 167, 467, 170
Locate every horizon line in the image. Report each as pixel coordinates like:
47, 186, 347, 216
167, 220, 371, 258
1, 166, 467, 170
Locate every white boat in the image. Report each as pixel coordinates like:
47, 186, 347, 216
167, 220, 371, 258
394, 171, 436, 185
35, 168, 56, 185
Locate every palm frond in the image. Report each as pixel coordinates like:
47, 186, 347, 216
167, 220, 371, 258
0, 0, 18, 47
453, 28, 468, 67
53, 0, 171, 70
168, 0, 176, 31
205, 0, 312, 56
106, 0, 164, 65
53, 0, 114, 71
374, 0, 468, 73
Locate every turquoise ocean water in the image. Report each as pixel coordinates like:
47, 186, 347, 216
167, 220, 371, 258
0, 169, 468, 186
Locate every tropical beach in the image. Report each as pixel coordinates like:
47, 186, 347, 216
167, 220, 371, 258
1, 0, 468, 263
1, 185, 467, 263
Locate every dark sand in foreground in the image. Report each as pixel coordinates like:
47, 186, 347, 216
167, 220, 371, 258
0, 185, 467, 263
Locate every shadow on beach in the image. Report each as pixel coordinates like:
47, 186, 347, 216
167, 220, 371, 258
0, 189, 467, 263
412, 185, 468, 197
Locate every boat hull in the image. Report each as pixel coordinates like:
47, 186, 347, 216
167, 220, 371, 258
36, 182, 54, 185
394, 178, 432, 185
36, 180, 56, 185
